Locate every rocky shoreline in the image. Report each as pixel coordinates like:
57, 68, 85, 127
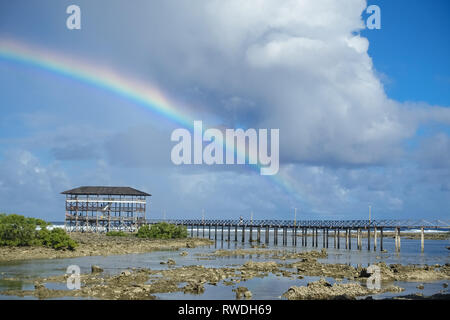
1, 248, 448, 300
0, 233, 213, 262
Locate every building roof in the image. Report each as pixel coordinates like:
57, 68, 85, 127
61, 186, 151, 196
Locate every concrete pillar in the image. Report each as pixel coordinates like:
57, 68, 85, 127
202, 224, 205, 238
257, 226, 261, 243
265, 226, 269, 244
380, 227, 383, 251
242, 225, 245, 242
285, 227, 288, 246
345, 229, 349, 249
221, 224, 224, 241
191, 224, 194, 237
249, 225, 253, 242
215, 224, 217, 240
374, 226, 377, 251
294, 226, 297, 246
196, 224, 199, 238
301, 228, 304, 246
326, 228, 329, 248
348, 229, 351, 250
334, 229, 337, 248
357, 228, 361, 250
235, 225, 238, 242
394, 227, 398, 252
305, 228, 308, 246
421, 227, 424, 252
274, 226, 278, 245
323, 228, 326, 248
367, 227, 371, 251
337, 228, 340, 249
315, 228, 318, 247
208, 225, 211, 239
228, 225, 231, 241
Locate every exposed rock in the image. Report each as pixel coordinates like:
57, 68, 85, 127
183, 281, 205, 294
91, 265, 103, 273
233, 286, 252, 299
283, 278, 404, 300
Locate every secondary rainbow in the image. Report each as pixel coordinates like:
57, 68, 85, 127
0, 39, 303, 204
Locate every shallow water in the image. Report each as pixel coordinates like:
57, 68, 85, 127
0, 232, 448, 300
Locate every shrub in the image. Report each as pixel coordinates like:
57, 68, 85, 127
0, 214, 49, 246
38, 228, 78, 250
0, 213, 77, 250
106, 231, 128, 237
137, 223, 188, 239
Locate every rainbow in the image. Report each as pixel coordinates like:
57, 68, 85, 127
0, 39, 303, 206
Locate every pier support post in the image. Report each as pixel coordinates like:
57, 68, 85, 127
215, 224, 217, 240
235, 225, 238, 242
345, 229, 349, 249
326, 228, 329, 248
348, 229, 351, 250
242, 225, 245, 243
294, 226, 297, 246
323, 228, 326, 248
334, 229, 337, 248
395, 227, 400, 252
274, 226, 278, 245
315, 228, 318, 247
208, 225, 211, 239
421, 227, 424, 252
313, 228, 317, 247
191, 224, 194, 237
337, 228, 340, 249
367, 227, 371, 251
196, 224, 199, 238
305, 228, 308, 246
203, 224, 205, 238
265, 226, 269, 244
380, 227, 383, 251
228, 225, 231, 241
357, 228, 361, 250
301, 228, 305, 246
249, 225, 253, 243
374, 227, 377, 251
257, 226, 261, 243
221, 224, 224, 241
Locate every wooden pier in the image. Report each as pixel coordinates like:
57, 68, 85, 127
147, 219, 449, 252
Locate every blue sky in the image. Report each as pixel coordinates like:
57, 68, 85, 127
0, 0, 449, 221
363, 0, 450, 105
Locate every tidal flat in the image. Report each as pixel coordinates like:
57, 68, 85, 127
0, 232, 449, 300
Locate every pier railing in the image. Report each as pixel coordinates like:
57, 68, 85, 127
146, 218, 450, 229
